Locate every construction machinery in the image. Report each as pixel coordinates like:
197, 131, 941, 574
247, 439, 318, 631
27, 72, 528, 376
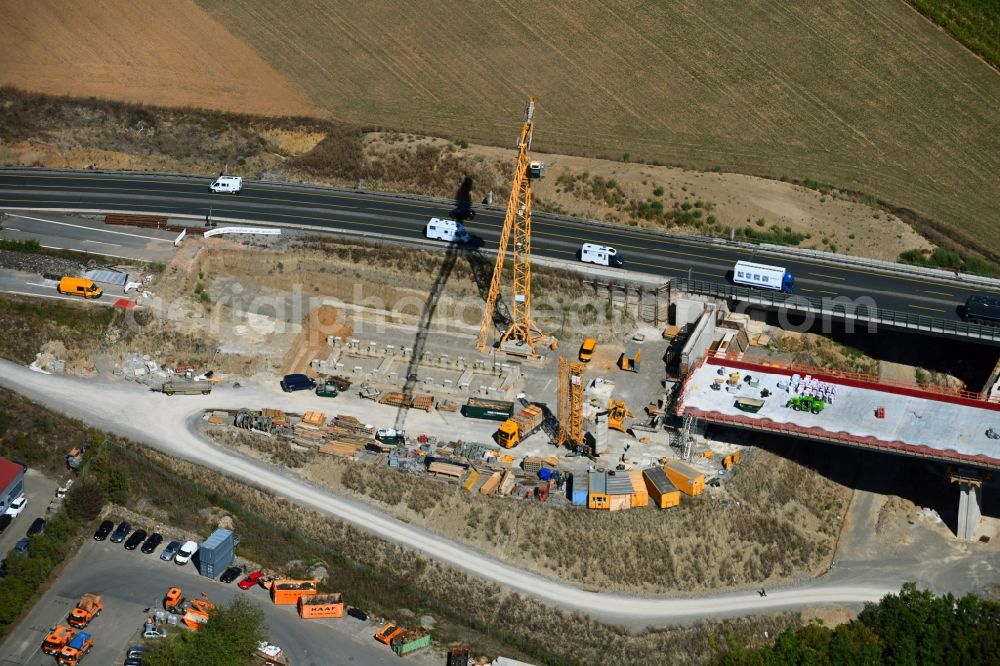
163, 587, 215, 629
56, 631, 93, 665
607, 400, 634, 433
556, 358, 586, 451
497, 404, 545, 449
42, 625, 78, 655
374, 623, 404, 646
67, 593, 102, 629
786, 395, 825, 414
476, 97, 548, 357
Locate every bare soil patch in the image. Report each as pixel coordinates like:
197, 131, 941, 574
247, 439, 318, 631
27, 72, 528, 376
0, 0, 320, 118
280, 305, 350, 376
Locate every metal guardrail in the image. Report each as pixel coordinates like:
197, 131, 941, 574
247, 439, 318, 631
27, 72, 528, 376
674, 277, 1000, 343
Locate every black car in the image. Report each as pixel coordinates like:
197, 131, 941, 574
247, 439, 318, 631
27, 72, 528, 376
124, 657, 143, 666
109, 521, 132, 543
26, 517, 46, 537
219, 566, 242, 584
124, 529, 147, 551
93, 520, 114, 541
126, 646, 144, 659
0, 513, 11, 535
346, 607, 368, 621
140, 532, 163, 554
280, 373, 317, 392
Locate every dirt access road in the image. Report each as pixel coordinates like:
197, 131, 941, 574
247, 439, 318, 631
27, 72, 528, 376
0, 360, 905, 625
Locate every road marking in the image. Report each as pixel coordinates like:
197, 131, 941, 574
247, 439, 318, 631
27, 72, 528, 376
9, 213, 174, 242
808, 272, 845, 280
3, 227, 20, 232
0, 289, 114, 305
921, 289, 953, 297
83, 239, 121, 247
799, 288, 838, 295
26, 281, 56, 287
909, 304, 947, 313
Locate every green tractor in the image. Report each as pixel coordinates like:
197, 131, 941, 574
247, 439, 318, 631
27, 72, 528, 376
786, 395, 825, 414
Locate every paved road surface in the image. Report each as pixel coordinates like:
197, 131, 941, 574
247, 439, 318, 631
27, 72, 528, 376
0, 169, 986, 321
0, 211, 177, 263
0, 361, 904, 625
0, 537, 437, 666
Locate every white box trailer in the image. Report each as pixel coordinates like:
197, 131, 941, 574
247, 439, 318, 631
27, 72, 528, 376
732, 260, 794, 292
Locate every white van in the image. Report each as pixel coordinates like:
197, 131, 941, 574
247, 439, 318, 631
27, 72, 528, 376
209, 175, 243, 194
173, 540, 199, 565
580, 243, 623, 267
425, 218, 470, 243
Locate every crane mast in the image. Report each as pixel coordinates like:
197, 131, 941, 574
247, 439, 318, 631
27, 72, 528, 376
476, 97, 546, 356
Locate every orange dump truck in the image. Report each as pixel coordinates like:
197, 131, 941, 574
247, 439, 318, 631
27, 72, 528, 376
42, 625, 77, 655
297, 592, 344, 619
67, 593, 102, 629
56, 631, 93, 665
270, 579, 318, 605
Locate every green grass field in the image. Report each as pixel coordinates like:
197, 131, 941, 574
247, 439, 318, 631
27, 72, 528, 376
196, 1, 1000, 257
909, 0, 1000, 68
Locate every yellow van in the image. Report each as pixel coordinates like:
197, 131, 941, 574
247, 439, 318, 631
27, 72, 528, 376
58, 277, 103, 299
579, 338, 597, 362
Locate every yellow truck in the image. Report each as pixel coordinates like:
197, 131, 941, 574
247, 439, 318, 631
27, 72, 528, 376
496, 404, 544, 448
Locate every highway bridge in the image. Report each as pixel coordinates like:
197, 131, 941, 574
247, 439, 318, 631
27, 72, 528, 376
2, 168, 999, 343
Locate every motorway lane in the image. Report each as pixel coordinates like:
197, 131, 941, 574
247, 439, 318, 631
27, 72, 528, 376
2, 211, 177, 262
0, 169, 980, 318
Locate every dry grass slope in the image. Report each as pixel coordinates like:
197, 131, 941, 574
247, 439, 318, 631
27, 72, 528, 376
196, 0, 1000, 256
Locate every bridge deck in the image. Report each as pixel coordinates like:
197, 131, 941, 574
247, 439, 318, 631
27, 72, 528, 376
679, 357, 1000, 469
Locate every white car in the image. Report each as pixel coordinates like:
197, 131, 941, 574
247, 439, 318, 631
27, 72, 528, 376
4, 496, 27, 518
209, 175, 243, 194
173, 540, 199, 565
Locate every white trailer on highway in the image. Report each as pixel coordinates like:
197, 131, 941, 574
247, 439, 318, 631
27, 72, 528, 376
732, 260, 794, 293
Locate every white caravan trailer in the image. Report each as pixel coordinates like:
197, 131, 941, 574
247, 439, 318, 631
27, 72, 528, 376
425, 218, 471, 243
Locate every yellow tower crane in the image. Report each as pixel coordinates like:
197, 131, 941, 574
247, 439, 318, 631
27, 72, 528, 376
476, 97, 547, 356
556, 357, 586, 450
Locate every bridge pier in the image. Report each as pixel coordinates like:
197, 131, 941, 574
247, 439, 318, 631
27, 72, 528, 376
951, 472, 983, 541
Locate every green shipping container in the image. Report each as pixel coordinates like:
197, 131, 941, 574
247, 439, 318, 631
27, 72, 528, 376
460, 398, 514, 421
392, 633, 431, 656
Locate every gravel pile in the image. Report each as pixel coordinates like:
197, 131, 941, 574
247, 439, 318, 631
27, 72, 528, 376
0, 249, 85, 276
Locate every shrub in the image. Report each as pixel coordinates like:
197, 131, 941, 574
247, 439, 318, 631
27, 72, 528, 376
653, 186, 664, 197
455, 138, 469, 149
0, 238, 40, 253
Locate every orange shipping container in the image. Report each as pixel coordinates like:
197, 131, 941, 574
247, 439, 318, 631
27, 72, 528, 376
298, 593, 344, 619
663, 461, 705, 496
271, 579, 318, 605
643, 467, 681, 509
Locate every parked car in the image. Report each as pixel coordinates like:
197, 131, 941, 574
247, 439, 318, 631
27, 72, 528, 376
347, 606, 369, 621
160, 540, 181, 562
124, 657, 143, 666
110, 521, 132, 543
126, 646, 144, 658
220, 566, 242, 584
124, 529, 147, 551
0, 513, 11, 535
26, 517, 46, 537
174, 540, 199, 565
4, 496, 27, 518
14, 538, 30, 555
142, 626, 167, 639
93, 520, 114, 541
280, 373, 316, 392
141, 533, 163, 554
237, 570, 263, 590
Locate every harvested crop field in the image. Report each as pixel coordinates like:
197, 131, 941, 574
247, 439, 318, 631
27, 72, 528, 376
0, 0, 320, 118
195, 0, 1000, 255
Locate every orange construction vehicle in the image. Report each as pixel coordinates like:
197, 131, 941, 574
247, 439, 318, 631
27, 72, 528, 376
164, 587, 215, 629
41, 625, 77, 655
374, 623, 404, 645
164, 587, 186, 614
56, 631, 93, 665
496, 404, 544, 448
67, 593, 102, 629
270, 579, 317, 605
